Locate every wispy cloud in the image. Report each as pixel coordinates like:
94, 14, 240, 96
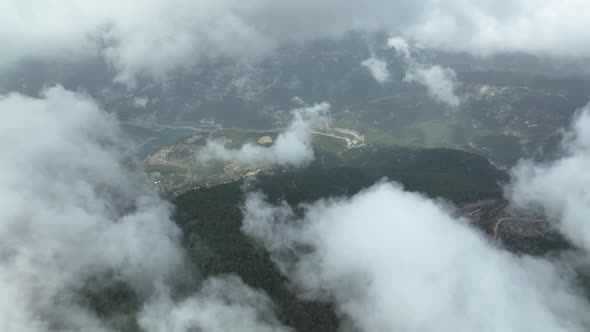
388, 37, 461, 108
507, 103, 590, 253
198, 102, 330, 167
361, 56, 391, 84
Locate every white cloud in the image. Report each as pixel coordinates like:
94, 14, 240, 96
388, 36, 461, 108
361, 57, 391, 84
0, 85, 289, 331
198, 102, 329, 167
2, 0, 590, 84
507, 103, 590, 253
243, 182, 590, 331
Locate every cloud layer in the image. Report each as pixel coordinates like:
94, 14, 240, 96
0, 86, 289, 332
242, 182, 590, 331
198, 102, 329, 167
3, 0, 590, 84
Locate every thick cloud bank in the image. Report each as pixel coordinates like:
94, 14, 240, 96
0, 86, 288, 331
199, 102, 329, 167
243, 182, 590, 331
508, 104, 590, 253
388, 37, 461, 108
3, 0, 590, 83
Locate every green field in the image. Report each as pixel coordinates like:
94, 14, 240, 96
211, 128, 278, 149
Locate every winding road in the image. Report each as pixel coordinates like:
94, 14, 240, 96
492, 217, 544, 240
